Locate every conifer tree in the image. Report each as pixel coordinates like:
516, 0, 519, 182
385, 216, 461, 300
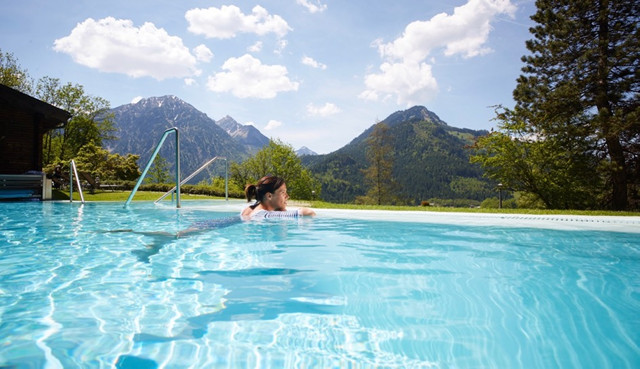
362, 123, 397, 205
473, 0, 639, 210
146, 155, 171, 184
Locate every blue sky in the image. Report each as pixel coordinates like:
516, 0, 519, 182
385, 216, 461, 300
1, 0, 536, 154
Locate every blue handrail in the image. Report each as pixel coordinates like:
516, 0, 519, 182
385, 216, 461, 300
125, 127, 180, 208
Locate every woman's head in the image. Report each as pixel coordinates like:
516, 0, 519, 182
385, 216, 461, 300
245, 176, 289, 211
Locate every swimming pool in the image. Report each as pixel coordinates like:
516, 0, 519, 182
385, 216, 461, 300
1, 201, 639, 368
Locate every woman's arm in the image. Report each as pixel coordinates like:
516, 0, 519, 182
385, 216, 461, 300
298, 207, 316, 216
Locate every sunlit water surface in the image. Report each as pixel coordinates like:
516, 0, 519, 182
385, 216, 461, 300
0, 201, 639, 368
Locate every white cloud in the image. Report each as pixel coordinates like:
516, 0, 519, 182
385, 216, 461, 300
274, 39, 288, 55
193, 44, 213, 62
302, 56, 327, 70
185, 5, 291, 39
53, 17, 200, 80
307, 102, 340, 117
184, 78, 196, 86
360, 61, 438, 106
206, 54, 299, 98
362, 0, 515, 105
248, 41, 263, 53
379, 0, 515, 61
296, 0, 328, 13
264, 120, 282, 130
358, 89, 379, 102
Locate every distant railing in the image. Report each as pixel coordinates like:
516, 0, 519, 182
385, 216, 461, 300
155, 156, 228, 204
125, 127, 180, 208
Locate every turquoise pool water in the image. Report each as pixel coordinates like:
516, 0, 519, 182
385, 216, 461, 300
0, 201, 639, 368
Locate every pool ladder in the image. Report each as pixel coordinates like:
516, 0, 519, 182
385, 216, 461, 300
154, 156, 228, 203
125, 127, 181, 208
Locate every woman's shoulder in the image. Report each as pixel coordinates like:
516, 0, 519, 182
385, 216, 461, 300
240, 206, 253, 217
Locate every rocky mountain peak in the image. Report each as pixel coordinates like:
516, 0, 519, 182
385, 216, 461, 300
216, 116, 269, 153
216, 116, 244, 136
131, 95, 187, 110
382, 106, 445, 127
296, 146, 317, 157
346, 105, 446, 147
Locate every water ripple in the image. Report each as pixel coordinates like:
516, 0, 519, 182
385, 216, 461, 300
0, 202, 638, 368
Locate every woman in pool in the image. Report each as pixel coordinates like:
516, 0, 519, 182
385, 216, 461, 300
242, 176, 315, 219
105, 176, 313, 262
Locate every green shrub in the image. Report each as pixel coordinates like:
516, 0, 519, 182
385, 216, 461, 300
427, 198, 481, 208
481, 197, 517, 209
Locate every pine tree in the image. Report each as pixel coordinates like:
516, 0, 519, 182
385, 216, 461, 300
474, 0, 639, 210
146, 155, 171, 184
362, 123, 397, 205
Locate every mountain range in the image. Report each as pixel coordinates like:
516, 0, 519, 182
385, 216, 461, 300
106, 95, 492, 203
106, 96, 265, 181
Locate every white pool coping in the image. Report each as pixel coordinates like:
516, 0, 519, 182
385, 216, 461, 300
315, 208, 640, 233
174, 200, 640, 234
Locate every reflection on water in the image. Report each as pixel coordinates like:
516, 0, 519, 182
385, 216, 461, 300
133, 266, 340, 344
0, 202, 638, 368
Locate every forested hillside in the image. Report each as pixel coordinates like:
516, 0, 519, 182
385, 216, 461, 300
304, 106, 494, 204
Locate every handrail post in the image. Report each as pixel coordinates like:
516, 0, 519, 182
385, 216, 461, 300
69, 164, 73, 201
125, 127, 180, 208
224, 157, 228, 201
69, 160, 85, 204
175, 128, 180, 208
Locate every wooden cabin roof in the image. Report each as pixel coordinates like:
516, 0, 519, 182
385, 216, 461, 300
0, 83, 71, 129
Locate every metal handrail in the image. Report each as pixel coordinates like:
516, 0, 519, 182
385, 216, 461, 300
125, 127, 180, 208
155, 156, 228, 203
69, 159, 85, 204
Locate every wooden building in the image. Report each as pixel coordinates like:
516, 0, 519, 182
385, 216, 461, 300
0, 83, 71, 199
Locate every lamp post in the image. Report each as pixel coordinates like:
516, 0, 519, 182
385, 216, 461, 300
498, 183, 503, 209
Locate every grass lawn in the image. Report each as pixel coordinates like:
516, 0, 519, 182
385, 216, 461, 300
310, 201, 639, 216
51, 190, 639, 217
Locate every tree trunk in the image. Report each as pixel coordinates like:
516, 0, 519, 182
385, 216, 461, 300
597, 0, 627, 210
605, 136, 628, 209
